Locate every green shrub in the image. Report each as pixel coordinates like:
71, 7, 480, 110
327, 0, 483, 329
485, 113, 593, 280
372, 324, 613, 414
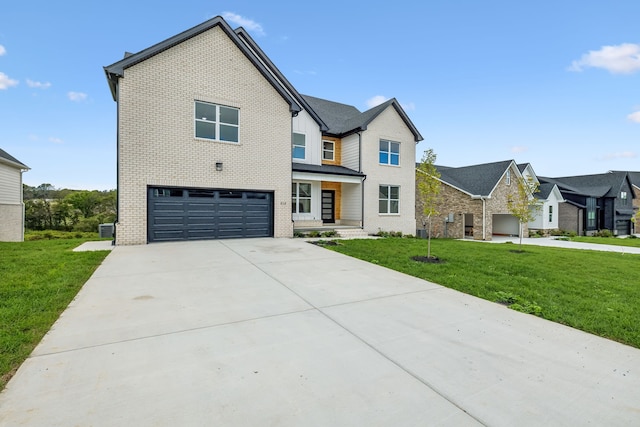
308, 231, 320, 238
293, 231, 306, 238
594, 229, 613, 238
321, 230, 337, 237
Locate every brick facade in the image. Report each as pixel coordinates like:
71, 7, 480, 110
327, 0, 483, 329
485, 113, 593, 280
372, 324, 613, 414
416, 165, 525, 240
115, 26, 293, 244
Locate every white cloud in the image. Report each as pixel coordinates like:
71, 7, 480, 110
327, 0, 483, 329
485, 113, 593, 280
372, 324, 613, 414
366, 95, 388, 108
0, 45, 6, 56
0, 71, 19, 89
48, 137, 63, 144
511, 145, 529, 153
27, 79, 51, 89
569, 43, 640, 74
222, 12, 265, 36
627, 111, 640, 123
401, 102, 416, 111
600, 151, 637, 160
67, 91, 87, 102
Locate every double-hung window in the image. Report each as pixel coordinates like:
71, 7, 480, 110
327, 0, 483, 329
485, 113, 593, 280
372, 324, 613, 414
293, 133, 306, 159
548, 205, 553, 222
379, 140, 400, 165
195, 101, 239, 143
292, 183, 311, 214
322, 140, 335, 161
621, 191, 628, 206
379, 185, 399, 214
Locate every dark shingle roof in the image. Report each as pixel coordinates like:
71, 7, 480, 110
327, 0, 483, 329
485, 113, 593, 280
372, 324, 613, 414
0, 148, 28, 169
542, 172, 630, 198
536, 182, 555, 199
292, 163, 364, 177
435, 160, 514, 196
301, 95, 423, 142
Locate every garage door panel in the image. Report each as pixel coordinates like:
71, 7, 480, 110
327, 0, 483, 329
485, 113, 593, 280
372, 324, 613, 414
148, 187, 273, 242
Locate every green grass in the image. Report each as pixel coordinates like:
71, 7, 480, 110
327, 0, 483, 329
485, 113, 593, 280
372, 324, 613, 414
324, 238, 640, 348
0, 237, 110, 390
569, 235, 640, 248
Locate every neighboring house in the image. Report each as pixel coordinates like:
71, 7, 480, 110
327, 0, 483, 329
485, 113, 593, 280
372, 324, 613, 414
539, 172, 636, 236
611, 171, 640, 234
104, 16, 421, 245
416, 160, 525, 240
518, 163, 564, 235
0, 148, 29, 242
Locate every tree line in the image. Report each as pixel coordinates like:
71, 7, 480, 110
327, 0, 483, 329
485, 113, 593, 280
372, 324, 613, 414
23, 183, 116, 232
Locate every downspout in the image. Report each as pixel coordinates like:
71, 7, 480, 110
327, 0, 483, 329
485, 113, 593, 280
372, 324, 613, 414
114, 80, 120, 246
358, 132, 365, 229
20, 168, 26, 242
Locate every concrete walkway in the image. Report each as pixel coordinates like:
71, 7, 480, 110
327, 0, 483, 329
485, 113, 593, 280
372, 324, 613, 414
1, 238, 639, 426
484, 236, 640, 254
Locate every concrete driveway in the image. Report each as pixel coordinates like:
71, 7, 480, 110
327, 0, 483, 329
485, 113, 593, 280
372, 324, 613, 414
1, 238, 639, 426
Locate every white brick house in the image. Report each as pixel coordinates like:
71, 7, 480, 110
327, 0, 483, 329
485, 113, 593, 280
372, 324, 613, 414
0, 148, 29, 242
105, 16, 421, 244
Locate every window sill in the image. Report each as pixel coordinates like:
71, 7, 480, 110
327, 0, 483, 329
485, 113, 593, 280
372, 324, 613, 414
195, 137, 241, 145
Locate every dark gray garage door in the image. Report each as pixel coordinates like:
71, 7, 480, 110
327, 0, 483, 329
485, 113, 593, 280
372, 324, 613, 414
148, 187, 273, 242
616, 220, 631, 236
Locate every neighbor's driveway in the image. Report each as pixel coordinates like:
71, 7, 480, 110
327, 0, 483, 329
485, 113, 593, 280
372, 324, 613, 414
1, 238, 639, 426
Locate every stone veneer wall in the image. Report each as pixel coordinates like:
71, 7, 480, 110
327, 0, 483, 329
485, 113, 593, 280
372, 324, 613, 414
416, 166, 525, 240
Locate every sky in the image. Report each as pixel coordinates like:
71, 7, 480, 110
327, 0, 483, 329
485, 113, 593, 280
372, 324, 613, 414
1, 1, 639, 190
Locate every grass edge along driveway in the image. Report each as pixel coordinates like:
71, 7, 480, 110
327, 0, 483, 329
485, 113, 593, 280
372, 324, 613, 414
322, 238, 640, 349
0, 239, 110, 390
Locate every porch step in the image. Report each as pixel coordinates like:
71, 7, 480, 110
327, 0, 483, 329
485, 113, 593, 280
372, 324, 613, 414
335, 228, 370, 239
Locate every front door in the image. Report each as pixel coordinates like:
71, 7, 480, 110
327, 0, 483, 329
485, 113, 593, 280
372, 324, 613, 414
321, 190, 335, 223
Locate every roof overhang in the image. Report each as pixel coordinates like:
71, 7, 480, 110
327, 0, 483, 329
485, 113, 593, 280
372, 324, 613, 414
293, 171, 364, 184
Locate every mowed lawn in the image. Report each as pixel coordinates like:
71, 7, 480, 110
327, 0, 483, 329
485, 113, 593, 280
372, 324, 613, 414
0, 238, 110, 390
569, 235, 640, 248
324, 238, 640, 349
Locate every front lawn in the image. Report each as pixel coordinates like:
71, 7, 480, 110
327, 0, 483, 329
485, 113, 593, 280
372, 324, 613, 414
323, 238, 640, 348
0, 238, 110, 390
569, 235, 640, 248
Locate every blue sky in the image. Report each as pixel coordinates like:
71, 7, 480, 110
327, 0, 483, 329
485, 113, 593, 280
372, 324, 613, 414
1, 1, 639, 190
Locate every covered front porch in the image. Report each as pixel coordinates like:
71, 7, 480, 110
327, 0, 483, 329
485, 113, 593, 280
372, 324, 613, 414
292, 163, 365, 231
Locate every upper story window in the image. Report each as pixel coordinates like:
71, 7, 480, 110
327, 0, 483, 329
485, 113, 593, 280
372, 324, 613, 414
195, 101, 239, 143
506, 170, 511, 186
293, 133, 306, 159
379, 140, 400, 166
323, 140, 335, 161
621, 191, 628, 205
548, 205, 553, 222
379, 185, 399, 214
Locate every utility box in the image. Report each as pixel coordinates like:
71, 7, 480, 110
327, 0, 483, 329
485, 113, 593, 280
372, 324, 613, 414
99, 223, 114, 239
445, 213, 454, 223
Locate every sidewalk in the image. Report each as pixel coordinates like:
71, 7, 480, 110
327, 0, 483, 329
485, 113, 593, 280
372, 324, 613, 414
484, 236, 640, 254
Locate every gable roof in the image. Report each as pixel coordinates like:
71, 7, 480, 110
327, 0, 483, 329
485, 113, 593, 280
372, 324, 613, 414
302, 95, 423, 142
0, 148, 29, 169
103, 16, 301, 114
234, 28, 328, 132
610, 171, 640, 189
541, 171, 632, 198
434, 160, 516, 196
537, 182, 556, 199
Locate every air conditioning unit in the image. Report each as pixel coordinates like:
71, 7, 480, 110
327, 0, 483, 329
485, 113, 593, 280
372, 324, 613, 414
99, 223, 114, 238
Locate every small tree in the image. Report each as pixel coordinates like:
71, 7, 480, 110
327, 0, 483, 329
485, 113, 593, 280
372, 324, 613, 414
507, 176, 543, 248
416, 149, 442, 259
